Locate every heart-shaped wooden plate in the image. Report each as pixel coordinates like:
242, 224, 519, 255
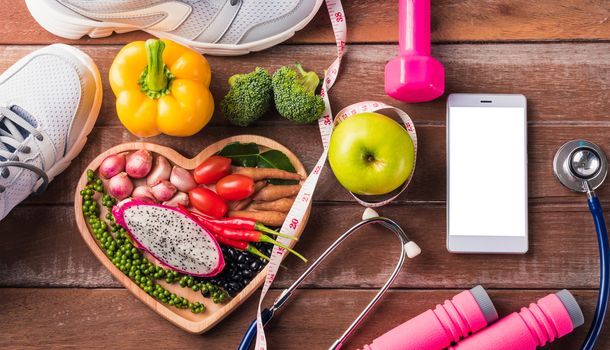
73, 135, 310, 333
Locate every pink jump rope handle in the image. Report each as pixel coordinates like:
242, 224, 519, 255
385, 0, 445, 103
450, 290, 584, 350
362, 286, 498, 350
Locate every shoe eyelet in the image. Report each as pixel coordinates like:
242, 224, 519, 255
1, 169, 9, 178
22, 146, 31, 154
0, 186, 4, 193
36, 134, 43, 141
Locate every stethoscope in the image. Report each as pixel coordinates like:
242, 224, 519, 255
553, 140, 609, 350
237, 208, 421, 350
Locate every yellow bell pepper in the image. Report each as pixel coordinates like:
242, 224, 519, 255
109, 39, 214, 137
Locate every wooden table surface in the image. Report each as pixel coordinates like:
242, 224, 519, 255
1, 1, 609, 349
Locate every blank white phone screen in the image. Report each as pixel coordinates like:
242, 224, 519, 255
449, 107, 526, 236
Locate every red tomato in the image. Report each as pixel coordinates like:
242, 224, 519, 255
215, 174, 255, 201
188, 187, 228, 218
193, 156, 232, 185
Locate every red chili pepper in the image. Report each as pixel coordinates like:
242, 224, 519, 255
178, 204, 287, 238
211, 231, 270, 261
199, 219, 307, 263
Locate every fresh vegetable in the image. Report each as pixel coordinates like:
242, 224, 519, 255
221, 67, 273, 127
272, 62, 325, 124
212, 234, 270, 261
113, 200, 225, 277
170, 166, 197, 192
132, 185, 156, 203
147, 155, 171, 186
232, 166, 301, 182
163, 192, 189, 207
126, 149, 153, 178
253, 184, 301, 201
228, 210, 287, 227
216, 174, 255, 201
151, 180, 177, 201
193, 155, 232, 185
218, 142, 300, 185
197, 218, 306, 262
99, 154, 125, 179
179, 205, 291, 238
109, 39, 214, 137
188, 187, 228, 218
251, 197, 295, 213
80, 172, 228, 312
107, 172, 133, 200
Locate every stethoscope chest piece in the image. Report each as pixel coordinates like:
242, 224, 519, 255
553, 140, 608, 193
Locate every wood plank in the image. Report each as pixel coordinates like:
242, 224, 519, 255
0, 43, 607, 127
18, 123, 610, 206
0, 288, 606, 349
6, 1, 610, 45
0, 204, 605, 289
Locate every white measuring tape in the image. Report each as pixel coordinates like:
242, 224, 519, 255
254, 1, 417, 348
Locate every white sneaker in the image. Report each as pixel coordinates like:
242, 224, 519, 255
0, 44, 102, 220
25, 0, 325, 56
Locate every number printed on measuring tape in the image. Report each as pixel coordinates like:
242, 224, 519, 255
254, 1, 418, 348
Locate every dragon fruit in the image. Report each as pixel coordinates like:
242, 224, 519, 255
113, 200, 225, 277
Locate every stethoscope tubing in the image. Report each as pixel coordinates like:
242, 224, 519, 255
581, 195, 610, 350
237, 217, 411, 350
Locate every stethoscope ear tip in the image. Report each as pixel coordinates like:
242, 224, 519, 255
362, 208, 380, 220
405, 241, 421, 258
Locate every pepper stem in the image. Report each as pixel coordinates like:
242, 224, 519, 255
246, 245, 270, 261
138, 39, 174, 99
260, 235, 307, 263
254, 222, 297, 240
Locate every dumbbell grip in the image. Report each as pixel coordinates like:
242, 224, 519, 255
399, 0, 431, 55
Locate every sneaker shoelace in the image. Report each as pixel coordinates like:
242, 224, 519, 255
0, 106, 49, 195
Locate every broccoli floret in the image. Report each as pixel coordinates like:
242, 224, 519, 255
221, 67, 272, 127
272, 63, 325, 124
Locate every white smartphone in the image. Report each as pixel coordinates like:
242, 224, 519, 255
446, 94, 528, 253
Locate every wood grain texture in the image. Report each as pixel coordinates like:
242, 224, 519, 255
6, 0, 610, 44
15, 123, 610, 206
1, 204, 605, 289
0, 288, 607, 350
0, 43, 607, 128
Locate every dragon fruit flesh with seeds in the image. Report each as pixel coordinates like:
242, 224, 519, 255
113, 200, 225, 277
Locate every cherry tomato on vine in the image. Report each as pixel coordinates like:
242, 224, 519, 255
193, 156, 232, 185
188, 187, 228, 218
216, 174, 255, 201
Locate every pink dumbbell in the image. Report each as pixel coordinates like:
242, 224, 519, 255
385, 0, 445, 103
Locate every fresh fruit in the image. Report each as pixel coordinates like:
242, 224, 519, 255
188, 187, 228, 218
216, 174, 256, 201
113, 200, 225, 277
328, 112, 415, 195
193, 155, 232, 185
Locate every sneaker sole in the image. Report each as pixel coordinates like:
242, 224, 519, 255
26, 0, 325, 56
38, 44, 102, 186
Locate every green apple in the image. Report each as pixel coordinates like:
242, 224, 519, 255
328, 112, 414, 195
